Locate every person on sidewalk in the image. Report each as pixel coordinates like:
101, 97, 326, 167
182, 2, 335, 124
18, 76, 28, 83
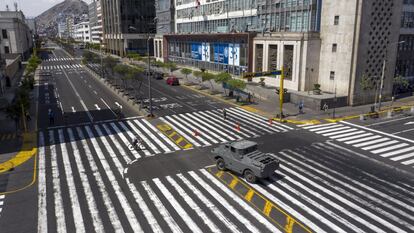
223, 108, 227, 120
299, 101, 304, 114
48, 109, 55, 125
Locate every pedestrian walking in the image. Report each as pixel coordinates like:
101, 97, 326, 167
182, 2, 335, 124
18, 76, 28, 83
48, 109, 55, 125
299, 101, 304, 114
223, 108, 227, 120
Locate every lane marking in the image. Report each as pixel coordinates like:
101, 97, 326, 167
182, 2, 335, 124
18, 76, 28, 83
72, 106, 76, 113
95, 104, 101, 111
62, 69, 93, 122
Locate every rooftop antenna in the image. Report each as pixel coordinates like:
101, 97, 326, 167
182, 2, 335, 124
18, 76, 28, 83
6, 4, 9, 11
14, 2, 18, 12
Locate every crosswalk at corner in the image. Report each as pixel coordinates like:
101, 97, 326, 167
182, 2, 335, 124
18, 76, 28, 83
39, 64, 84, 70
43, 58, 76, 62
299, 121, 414, 167
37, 127, 414, 232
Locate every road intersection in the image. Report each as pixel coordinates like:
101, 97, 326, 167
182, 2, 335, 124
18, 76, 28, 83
0, 42, 413, 233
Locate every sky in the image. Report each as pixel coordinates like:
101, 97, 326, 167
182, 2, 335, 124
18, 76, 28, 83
0, 0, 92, 18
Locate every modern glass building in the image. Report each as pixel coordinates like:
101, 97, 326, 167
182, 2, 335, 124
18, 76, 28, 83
101, 0, 156, 56
396, 0, 414, 79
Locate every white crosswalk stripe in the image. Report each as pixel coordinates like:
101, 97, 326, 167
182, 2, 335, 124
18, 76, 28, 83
302, 122, 414, 167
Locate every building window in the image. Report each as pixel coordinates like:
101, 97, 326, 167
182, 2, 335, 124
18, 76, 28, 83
4, 46, 9, 54
330, 71, 335, 80
332, 43, 337, 52
2, 29, 7, 39
334, 16, 340, 25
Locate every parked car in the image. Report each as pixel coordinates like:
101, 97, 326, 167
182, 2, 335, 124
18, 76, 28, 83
166, 76, 179, 86
210, 140, 280, 183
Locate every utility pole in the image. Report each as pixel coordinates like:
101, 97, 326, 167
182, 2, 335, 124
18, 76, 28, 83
279, 67, 285, 120
333, 84, 337, 119
147, 35, 154, 117
378, 41, 405, 111
378, 59, 386, 111
100, 41, 104, 79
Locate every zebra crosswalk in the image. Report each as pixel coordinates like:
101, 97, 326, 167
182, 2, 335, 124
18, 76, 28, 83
262, 143, 414, 233
37, 127, 414, 232
40, 64, 84, 70
299, 122, 414, 167
44, 58, 76, 62
37, 125, 282, 232
160, 107, 293, 147
42, 107, 292, 161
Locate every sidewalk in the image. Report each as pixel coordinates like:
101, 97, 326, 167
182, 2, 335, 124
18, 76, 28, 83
0, 68, 38, 173
89, 50, 414, 124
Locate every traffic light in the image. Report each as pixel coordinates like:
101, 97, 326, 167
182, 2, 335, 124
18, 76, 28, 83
284, 88, 288, 94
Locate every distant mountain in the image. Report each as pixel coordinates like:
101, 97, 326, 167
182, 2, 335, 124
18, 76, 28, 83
35, 0, 88, 36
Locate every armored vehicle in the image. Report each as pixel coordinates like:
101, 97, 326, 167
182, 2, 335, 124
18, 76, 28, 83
211, 140, 280, 183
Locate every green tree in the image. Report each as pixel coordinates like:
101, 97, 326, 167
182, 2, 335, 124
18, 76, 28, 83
227, 79, 247, 102
6, 88, 30, 131
215, 72, 232, 95
201, 72, 216, 90
180, 68, 192, 82
193, 70, 203, 83
165, 62, 177, 74
104, 56, 119, 75
393, 75, 410, 95
114, 64, 129, 87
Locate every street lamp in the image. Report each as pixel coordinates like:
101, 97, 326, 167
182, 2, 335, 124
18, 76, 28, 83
129, 22, 162, 117
378, 40, 405, 111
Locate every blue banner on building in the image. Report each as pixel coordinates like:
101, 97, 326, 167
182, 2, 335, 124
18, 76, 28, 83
191, 43, 202, 60
213, 43, 229, 64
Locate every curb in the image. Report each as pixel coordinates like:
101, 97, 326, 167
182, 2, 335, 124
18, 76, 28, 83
324, 105, 414, 123
0, 132, 37, 173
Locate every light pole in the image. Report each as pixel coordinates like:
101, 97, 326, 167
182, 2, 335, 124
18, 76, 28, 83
378, 40, 405, 111
129, 22, 161, 117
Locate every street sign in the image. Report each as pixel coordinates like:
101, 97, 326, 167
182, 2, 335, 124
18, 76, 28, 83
242, 70, 282, 78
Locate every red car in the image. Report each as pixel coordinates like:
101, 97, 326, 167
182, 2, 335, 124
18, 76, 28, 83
166, 76, 179, 86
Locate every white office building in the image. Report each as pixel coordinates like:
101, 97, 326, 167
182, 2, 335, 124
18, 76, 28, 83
73, 21, 91, 43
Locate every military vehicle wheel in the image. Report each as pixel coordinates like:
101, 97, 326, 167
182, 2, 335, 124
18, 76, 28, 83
216, 158, 226, 171
244, 169, 257, 183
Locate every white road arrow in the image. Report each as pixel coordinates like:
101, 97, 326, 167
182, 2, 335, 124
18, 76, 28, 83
72, 106, 76, 113
404, 122, 414, 125
95, 104, 101, 110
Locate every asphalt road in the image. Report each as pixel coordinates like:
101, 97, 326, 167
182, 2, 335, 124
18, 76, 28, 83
1, 41, 414, 232
37, 45, 139, 128
79, 50, 230, 117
